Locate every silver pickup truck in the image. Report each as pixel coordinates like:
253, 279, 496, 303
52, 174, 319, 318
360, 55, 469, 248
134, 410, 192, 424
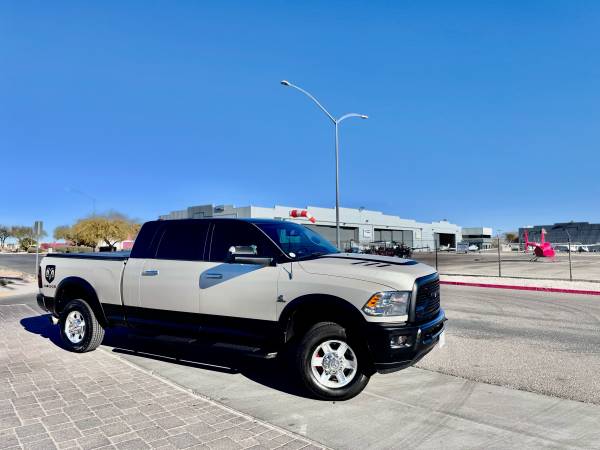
38, 218, 446, 400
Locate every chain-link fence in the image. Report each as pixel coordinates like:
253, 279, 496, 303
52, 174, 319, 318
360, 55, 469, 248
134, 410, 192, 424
343, 239, 600, 282
409, 242, 600, 282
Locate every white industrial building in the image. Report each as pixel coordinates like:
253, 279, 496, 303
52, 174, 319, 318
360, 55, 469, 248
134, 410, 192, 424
159, 204, 462, 252
461, 227, 494, 250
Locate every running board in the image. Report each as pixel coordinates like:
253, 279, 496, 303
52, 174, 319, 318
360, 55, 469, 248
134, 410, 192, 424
212, 342, 278, 359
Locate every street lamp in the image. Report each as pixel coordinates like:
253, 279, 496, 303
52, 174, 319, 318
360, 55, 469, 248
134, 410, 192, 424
66, 188, 97, 216
281, 80, 368, 250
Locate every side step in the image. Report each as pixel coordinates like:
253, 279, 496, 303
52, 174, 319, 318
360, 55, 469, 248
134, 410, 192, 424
212, 342, 278, 359
127, 333, 278, 360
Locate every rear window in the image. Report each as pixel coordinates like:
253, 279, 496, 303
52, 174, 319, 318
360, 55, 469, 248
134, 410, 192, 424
154, 221, 209, 261
130, 222, 161, 259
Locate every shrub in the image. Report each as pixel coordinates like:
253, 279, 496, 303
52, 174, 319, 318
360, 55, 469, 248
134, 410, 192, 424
26, 246, 46, 253
52, 246, 94, 253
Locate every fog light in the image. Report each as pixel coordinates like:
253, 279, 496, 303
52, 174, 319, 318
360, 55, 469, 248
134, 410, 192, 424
390, 335, 410, 348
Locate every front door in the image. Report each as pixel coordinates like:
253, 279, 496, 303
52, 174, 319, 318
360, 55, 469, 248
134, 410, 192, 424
199, 221, 280, 343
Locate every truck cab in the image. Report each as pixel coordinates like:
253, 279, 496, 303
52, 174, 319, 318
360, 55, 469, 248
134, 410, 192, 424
38, 218, 446, 400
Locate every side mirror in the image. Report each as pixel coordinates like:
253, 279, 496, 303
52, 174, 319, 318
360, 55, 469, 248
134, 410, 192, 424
228, 244, 274, 266
232, 255, 275, 266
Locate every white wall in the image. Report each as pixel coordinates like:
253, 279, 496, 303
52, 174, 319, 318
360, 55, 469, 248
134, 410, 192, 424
158, 203, 462, 251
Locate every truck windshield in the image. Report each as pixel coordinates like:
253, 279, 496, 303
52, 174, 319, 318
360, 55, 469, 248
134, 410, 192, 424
255, 222, 339, 260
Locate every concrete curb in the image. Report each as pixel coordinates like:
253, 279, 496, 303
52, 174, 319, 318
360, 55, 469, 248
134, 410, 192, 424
440, 280, 600, 296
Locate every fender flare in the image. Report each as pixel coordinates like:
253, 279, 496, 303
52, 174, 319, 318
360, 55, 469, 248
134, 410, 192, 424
55, 277, 109, 327
278, 293, 367, 343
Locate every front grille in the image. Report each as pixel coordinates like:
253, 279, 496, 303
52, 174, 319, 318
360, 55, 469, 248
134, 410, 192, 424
415, 277, 440, 322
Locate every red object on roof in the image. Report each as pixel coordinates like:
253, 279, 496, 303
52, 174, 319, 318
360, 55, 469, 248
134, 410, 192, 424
290, 209, 317, 223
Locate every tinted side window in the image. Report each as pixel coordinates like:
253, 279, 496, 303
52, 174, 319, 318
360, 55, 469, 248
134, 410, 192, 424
155, 221, 209, 261
130, 221, 161, 258
209, 222, 276, 262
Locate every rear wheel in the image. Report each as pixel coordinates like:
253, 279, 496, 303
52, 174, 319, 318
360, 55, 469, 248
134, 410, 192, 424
293, 322, 370, 400
59, 299, 105, 352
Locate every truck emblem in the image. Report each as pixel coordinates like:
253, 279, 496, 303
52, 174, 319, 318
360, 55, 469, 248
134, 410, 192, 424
45, 265, 56, 283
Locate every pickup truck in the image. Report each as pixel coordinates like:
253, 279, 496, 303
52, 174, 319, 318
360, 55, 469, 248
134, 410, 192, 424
37, 218, 446, 400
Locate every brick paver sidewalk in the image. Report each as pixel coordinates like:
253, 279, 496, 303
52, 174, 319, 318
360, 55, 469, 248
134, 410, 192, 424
0, 304, 326, 450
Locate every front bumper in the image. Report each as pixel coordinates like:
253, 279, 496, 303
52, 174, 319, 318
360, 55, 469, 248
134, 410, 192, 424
37, 293, 56, 315
366, 309, 446, 374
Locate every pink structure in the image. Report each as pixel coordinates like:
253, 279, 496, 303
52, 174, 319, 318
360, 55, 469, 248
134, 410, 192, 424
524, 229, 555, 259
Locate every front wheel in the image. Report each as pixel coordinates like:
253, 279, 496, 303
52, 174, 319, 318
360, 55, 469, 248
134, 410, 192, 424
294, 322, 370, 400
58, 299, 105, 352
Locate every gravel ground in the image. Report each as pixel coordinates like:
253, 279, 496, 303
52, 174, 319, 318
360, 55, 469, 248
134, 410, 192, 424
418, 285, 600, 404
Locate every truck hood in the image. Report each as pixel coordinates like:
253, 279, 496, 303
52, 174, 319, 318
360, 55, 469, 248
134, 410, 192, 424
298, 253, 436, 290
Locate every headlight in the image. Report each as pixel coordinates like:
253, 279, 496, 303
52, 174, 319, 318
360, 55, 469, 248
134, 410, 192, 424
362, 291, 410, 317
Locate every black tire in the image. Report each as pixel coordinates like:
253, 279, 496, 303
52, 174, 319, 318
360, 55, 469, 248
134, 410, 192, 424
58, 299, 105, 352
293, 322, 370, 401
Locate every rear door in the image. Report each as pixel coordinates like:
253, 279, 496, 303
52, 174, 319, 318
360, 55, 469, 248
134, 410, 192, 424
131, 220, 211, 334
199, 220, 280, 342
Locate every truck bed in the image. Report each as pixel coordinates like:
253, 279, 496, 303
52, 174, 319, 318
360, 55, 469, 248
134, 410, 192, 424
44, 251, 130, 261
41, 253, 129, 310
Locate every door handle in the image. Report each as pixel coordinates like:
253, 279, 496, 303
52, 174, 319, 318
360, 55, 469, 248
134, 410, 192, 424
205, 273, 223, 279
142, 269, 159, 276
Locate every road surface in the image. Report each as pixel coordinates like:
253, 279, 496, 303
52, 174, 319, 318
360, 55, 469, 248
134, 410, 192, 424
5, 284, 600, 448
0, 253, 37, 274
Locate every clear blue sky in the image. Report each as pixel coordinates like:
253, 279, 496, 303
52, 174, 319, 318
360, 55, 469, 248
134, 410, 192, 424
2, 1, 600, 238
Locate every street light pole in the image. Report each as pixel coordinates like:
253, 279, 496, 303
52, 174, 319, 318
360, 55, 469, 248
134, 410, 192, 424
67, 188, 97, 215
335, 120, 340, 249
281, 80, 368, 250
552, 224, 573, 281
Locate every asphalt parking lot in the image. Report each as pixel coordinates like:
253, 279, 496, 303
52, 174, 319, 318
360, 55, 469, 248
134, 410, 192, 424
418, 285, 600, 404
412, 251, 600, 281
4, 285, 600, 448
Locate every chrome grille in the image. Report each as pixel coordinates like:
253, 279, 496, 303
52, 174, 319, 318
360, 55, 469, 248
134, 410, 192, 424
415, 278, 440, 321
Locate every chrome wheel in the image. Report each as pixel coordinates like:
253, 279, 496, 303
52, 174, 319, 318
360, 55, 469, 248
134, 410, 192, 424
64, 310, 86, 344
310, 339, 357, 389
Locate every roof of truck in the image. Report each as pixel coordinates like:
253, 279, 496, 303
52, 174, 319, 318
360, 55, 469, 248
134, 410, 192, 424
153, 218, 296, 225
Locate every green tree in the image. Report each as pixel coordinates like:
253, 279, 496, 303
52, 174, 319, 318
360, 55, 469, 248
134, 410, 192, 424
53, 225, 72, 241
71, 213, 140, 251
54, 224, 96, 247
11, 225, 47, 251
11, 226, 34, 251
0, 225, 11, 248
504, 232, 519, 243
